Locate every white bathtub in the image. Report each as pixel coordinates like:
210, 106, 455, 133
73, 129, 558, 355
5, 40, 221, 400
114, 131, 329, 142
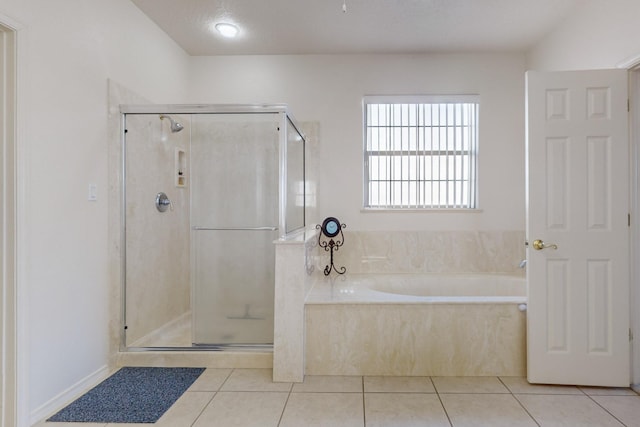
304, 273, 527, 376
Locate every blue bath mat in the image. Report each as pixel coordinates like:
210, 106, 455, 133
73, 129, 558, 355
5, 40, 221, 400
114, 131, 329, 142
47, 367, 205, 424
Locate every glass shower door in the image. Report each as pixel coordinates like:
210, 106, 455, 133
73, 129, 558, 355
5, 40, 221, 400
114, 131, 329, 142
190, 114, 279, 345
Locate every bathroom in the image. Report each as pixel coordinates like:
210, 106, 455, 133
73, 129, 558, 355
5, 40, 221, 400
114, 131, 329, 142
110, 53, 525, 359
2, 1, 640, 425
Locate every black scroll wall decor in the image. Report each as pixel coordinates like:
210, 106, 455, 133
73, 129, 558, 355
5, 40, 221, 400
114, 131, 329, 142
316, 217, 346, 276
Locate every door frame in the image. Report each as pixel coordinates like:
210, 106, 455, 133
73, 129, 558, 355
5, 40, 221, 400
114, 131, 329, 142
0, 12, 26, 427
629, 67, 640, 391
613, 54, 640, 391
0, 19, 17, 427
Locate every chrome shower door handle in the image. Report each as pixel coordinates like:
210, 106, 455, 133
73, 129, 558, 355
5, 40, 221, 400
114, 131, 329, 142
532, 239, 558, 250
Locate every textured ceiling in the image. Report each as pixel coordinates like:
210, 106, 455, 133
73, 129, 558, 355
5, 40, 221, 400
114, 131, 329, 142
131, 0, 584, 55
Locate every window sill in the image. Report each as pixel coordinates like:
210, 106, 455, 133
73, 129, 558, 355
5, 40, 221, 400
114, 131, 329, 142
361, 208, 484, 213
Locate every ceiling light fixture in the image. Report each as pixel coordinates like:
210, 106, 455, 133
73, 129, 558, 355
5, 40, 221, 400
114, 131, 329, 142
215, 23, 239, 38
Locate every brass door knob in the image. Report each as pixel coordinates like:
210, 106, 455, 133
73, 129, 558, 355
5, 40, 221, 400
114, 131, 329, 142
532, 239, 558, 250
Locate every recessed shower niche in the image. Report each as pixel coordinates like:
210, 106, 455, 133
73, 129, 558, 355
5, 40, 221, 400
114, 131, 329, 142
120, 105, 306, 350
175, 148, 186, 187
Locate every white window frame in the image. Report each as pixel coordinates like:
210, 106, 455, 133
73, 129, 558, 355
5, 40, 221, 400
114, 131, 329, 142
363, 95, 479, 210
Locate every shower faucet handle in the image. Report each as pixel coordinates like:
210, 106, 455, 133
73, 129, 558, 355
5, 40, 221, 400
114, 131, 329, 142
155, 192, 172, 212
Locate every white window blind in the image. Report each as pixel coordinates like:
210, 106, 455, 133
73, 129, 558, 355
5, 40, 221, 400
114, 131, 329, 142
363, 95, 479, 209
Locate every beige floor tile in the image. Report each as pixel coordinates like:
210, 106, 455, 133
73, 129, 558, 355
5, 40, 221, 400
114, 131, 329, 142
516, 394, 624, 426
432, 376, 509, 394
579, 386, 639, 396
365, 393, 449, 427
592, 395, 640, 427
188, 368, 233, 391
440, 394, 537, 427
499, 376, 582, 394
103, 423, 143, 426
364, 376, 435, 393
154, 391, 215, 426
192, 391, 288, 427
292, 375, 363, 392
219, 368, 292, 392
279, 392, 364, 427
103, 423, 156, 426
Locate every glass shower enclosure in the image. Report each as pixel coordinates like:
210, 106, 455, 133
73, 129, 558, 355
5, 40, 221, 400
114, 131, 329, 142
120, 105, 305, 350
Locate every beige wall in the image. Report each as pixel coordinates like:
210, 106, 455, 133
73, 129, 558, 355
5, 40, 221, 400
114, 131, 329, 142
527, 0, 640, 70
188, 53, 527, 232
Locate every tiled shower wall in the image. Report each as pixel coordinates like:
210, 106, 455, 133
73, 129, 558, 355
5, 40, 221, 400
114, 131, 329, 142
122, 113, 191, 346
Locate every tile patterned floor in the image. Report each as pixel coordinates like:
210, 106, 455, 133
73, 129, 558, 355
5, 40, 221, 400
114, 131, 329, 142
37, 369, 640, 427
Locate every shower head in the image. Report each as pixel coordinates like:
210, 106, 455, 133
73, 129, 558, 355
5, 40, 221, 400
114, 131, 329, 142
159, 114, 184, 133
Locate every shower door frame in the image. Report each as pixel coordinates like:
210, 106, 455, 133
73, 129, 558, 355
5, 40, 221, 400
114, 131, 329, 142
119, 104, 306, 351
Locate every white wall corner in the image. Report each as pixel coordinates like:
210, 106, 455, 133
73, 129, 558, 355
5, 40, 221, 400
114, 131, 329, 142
29, 365, 110, 426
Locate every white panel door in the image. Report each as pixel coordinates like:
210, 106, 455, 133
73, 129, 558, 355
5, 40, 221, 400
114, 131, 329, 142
526, 70, 630, 386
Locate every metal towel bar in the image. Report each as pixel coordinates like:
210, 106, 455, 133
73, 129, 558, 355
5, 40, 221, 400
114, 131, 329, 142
192, 226, 278, 231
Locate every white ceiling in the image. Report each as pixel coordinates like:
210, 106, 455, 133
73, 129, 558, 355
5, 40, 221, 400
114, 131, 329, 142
131, 0, 584, 56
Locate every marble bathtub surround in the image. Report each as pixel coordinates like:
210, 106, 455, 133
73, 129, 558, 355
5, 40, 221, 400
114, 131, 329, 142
273, 227, 319, 382
273, 228, 528, 381
305, 303, 526, 377
313, 230, 526, 275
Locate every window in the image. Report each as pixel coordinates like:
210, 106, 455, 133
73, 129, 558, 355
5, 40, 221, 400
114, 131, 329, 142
363, 95, 479, 209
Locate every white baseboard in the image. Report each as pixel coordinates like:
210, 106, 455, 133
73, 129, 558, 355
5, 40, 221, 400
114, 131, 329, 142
29, 364, 110, 426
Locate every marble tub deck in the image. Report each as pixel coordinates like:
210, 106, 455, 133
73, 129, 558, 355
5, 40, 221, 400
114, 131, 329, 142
305, 273, 526, 304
